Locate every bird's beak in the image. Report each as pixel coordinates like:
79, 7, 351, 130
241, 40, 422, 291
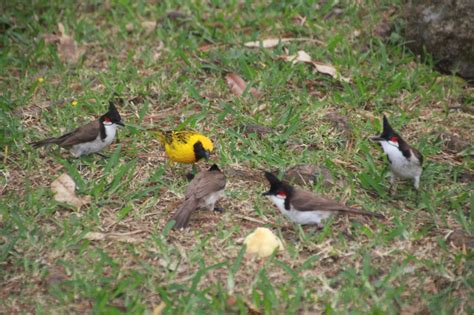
116, 121, 125, 127
204, 150, 210, 161
262, 191, 271, 196
369, 136, 384, 142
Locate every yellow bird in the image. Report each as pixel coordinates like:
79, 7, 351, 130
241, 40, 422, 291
154, 130, 214, 164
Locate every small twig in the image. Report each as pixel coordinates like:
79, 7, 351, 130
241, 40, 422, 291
234, 214, 273, 225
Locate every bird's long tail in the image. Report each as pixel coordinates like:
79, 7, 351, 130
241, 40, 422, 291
340, 207, 385, 219
170, 197, 198, 229
30, 137, 63, 148
147, 127, 167, 144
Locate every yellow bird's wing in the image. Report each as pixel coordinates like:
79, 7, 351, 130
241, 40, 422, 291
165, 131, 197, 163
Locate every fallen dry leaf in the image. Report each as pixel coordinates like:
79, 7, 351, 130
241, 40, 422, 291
241, 124, 273, 138
280, 50, 350, 82
244, 38, 293, 48
83, 231, 143, 244
432, 132, 469, 153
225, 73, 261, 98
83, 232, 106, 241
313, 61, 336, 77
313, 61, 350, 82
446, 230, 474, 249
43, 265, 68, 287
57, 23, 83, 64
141, 20, 157, 34
152, 302, 166, 315
281, 50, 312, 64
244, 227, 284, 258
51, 173, 91, 208
323, 112, 353, 137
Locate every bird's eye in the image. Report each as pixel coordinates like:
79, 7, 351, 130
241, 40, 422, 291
390, 136, 398, 142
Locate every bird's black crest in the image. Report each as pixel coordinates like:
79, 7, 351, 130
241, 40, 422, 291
381, 115, 396, 139
209, 164, 220, 171
103, 101, 123, 124
262, 171, 293, 210
264, 172, 281, 186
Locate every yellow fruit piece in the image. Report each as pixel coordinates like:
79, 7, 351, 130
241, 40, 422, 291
244, 227, 284, 258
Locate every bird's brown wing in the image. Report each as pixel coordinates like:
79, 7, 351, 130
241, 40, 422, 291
182, 170, 226, 200
291, 190, 348, 212
58, 120, 101, 147
411, 147, 423, 165
291, 189, 384, 218
194, 171, 226, 200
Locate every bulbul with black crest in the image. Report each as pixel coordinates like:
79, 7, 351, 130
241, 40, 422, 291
370, 115, 423, 194
262, 172, 383, 226
30, 101, 124, 158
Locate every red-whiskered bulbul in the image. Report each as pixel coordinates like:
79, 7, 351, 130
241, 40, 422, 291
170, 164, 226, 229
370, 115, 423, 193
262, 172, 384, 226
30, 102, 124, 157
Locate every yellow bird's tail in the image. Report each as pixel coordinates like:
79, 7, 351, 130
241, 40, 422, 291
147, 127, 168, 144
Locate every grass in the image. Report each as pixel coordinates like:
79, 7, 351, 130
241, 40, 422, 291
1, 0, 472, 314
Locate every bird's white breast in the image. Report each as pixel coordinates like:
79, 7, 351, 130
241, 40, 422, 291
200, 189, 225, 210
267, 195, 333, 226
71, 123, 117, 157
380, 141, 421, 179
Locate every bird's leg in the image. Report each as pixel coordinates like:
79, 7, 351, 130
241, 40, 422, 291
414, 176, 420, 191
388, 172, 397, 196
96, 152, 109, 159
414, 176, 421, 206
213, 205, 224, 213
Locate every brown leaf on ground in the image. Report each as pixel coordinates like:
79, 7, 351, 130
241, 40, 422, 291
244, 299, 263, 315
83, 231, 144, 244
446, 230, 474, 249
43, 266, 68, 287
284, 164, 336, 188
225, 73, 261, 98
374, 20, 392, 39
57, 23, 83, 64
42, 33, 61, 43
152, 302, 166, 315
323, 112, 353, 137
244, 38, 293, 48
433, 132, 469, 153
51, 173, 91, 208
313, 61, 337, 77
458, 171, 474, 184
241, 124, 273, 138
141, 21, 157, 34
280, 50, 350, 82
374, 8, 395, 39
281, 50, 312, 64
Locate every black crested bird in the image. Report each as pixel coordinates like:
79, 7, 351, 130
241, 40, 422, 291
370, 115, 423, 193
170, 164, 226, 229
262, 172, 384, 226
30, 101, 124, 157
